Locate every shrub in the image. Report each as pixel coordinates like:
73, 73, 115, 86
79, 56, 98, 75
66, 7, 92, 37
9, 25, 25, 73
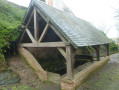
0, 0, 26, 61
109, 42, 118, 52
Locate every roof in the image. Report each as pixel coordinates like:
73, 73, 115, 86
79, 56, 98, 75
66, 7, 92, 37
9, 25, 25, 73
23, 0, 112, 48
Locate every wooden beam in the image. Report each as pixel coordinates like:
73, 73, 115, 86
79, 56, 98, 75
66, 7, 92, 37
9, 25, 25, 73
20, 42, 65, 47
49, 23, 66, 43
34, 8, 39, 41
26, 28, 36, 43
105, 44, 109, 56
19, 30, 26, 43
20, 10, 34, 43
66, 45, 74, 80
36, 7, 47, 22
57, 48, 66, 59
38, 23, 49, 42
35, 7, 66, 43
26, 10, 34, 27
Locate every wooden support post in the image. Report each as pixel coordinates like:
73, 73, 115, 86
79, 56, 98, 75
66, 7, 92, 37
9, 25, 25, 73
105, 44, 109, 56
66, 45, 75, 80
97, 46, 100, 61
34, 8, 39, 41
93, 45, 100, 61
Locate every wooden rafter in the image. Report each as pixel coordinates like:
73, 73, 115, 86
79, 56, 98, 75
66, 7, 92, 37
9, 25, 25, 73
36, 7, 46, 22
57, 48, 66, 59
25, 28, 36, 43
35, 7, 66, 43
19, 10, 34, 43
49, 23, 66, 43
26, 10, 34, 27
38, 23, 49, 42
20, 42, 65, 47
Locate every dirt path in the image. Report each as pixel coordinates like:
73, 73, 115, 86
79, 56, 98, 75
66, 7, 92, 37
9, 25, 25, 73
4, 56, 60, 90
77, 53, 119, 90
7, 56, 41, 88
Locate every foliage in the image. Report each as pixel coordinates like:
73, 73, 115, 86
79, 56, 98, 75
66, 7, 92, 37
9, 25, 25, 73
109, 42, 118, 52
0, 0, 26, 61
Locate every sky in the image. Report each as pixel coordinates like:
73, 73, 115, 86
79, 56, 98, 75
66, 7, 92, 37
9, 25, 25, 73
7, 0, 119, 38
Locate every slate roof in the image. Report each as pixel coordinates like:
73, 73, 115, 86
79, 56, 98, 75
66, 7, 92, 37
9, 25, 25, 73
23, 0, 112, 48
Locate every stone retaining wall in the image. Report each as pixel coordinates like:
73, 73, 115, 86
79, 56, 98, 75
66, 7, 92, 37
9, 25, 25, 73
18, 47, 47, 81
61, 56, 110, 90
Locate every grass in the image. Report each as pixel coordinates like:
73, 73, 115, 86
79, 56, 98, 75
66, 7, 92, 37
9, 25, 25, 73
77, 63, 119, 90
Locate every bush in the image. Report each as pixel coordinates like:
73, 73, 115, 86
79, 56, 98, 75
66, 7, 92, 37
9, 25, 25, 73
109, 42, 118, 52
0, 0, 26, 61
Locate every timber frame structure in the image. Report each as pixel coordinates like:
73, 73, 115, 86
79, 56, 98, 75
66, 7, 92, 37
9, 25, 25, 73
19, 0, 112, 80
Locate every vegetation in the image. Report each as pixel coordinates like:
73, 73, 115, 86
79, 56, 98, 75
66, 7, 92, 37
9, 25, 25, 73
109, 42, 118, 52
0, 0, 26, 61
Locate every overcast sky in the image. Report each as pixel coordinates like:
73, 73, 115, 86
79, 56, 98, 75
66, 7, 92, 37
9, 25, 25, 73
7, 0, 119, 38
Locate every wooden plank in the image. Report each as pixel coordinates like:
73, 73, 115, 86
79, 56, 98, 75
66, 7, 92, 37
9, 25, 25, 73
66, 45, 74, 79
20, 42, 65, 47
57, 48, 66, 59
38, 23, 49, 42
26, 28, 36, 43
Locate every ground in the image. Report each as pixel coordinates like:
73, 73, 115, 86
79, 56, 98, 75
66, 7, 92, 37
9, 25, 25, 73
0, 56, 60, 90
0, 53, 119, 90
77, 53, 119, 90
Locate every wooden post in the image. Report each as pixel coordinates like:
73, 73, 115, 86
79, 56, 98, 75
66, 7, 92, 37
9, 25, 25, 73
66, 45, 75, 80
105, 44, 109, 56
97, 45, 100, 61
93, 45, 100, 61
34, 8, 39, 41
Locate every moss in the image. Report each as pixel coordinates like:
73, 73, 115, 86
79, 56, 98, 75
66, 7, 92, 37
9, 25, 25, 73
0, 85, 38, 90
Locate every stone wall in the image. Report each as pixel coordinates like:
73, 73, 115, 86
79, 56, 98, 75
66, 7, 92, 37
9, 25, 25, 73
18, 47, 47, 81
61, 56, 110, 90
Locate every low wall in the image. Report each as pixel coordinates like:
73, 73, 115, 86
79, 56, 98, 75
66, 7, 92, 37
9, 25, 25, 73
61, 56, 110, 90
18, 47, 47, 81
